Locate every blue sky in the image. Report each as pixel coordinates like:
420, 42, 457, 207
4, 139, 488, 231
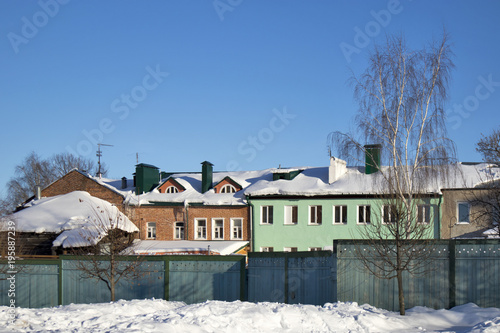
1, 0, 500, 197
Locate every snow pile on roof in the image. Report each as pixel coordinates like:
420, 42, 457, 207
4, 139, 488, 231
123, 169, 274, 206
6, 191, 138, 248
124, 240, 248, 255
2, 299, 500, 332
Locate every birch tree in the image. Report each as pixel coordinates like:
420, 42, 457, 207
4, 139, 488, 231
329, 33, 455, 315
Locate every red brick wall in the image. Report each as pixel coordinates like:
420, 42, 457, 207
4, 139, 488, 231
134, 205, 185, 240
187, 206, 249, 241
41, 170, 124, 208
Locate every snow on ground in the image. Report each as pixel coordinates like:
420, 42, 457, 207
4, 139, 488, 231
1, 299, 500, 333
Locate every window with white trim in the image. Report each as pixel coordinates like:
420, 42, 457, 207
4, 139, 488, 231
147, 222, 156, 239
174, 221, 184, 239
165, 186, 179, 193
309, 205, 322, 225
261, 206, 274, 224
309, 247, 322, 251
212, 218, 224, 240
382, 205, 397, 224
333, 205, 347, 224
358, 205, 371, 224
230, 218, 243, 240
284, 205, 298, 225
417, 205, 431, 224
195, 218, 207, 239
457, 202, 470, 223
261, 247, 274, 252
220, 184, 237, 193
284, 247, 298, 252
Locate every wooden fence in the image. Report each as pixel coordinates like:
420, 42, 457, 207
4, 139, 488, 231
1, 240, 500, 311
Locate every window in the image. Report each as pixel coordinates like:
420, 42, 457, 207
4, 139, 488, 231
261, 206, 274, 224
358, 205, 371, 224
165, 186, 179, 193
284, 247, 298, 252
333, 205, 347, 224
309, 205, 322, 225
284, 205, 298, 225
220, 184, 237, 193
195, 218, 207, 239
261, 247, 274, 252
174, 222, 184, 239
417, 205, 431, 224
231, 218, 243, 240
309, 247, 322, 251
147, 222, 156, 239
458, 202, 470, 223
382, 205, 397, 224
212, 218, 224, 240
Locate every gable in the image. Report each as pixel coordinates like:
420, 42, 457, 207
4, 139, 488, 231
158, 178, 186, 193
213, 177, 242, 193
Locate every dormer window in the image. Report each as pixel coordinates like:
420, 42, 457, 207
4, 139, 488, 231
165, 186, 179, 193
220, 184, 236, 193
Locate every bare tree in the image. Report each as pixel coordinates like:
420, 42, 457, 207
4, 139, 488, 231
329, 33, 455, 315
66, 199, 141, 302
476, 127, 500, 162
2, 152, 104, 215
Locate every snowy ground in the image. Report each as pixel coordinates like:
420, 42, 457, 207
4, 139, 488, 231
1, 299, 500, 333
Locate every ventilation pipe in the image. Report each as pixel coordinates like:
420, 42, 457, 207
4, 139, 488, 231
329, 156, 347, 184
121, 177, 127, 189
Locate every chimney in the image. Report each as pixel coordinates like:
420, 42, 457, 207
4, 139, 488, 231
365, 144, 382, 174
134, 163, 160, 195
35, 185, 42, 200
121, 177, 127, 189
329, 157, 347, 184
201, 161, 214, 193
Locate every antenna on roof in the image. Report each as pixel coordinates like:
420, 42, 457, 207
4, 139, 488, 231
96, 143, 113, 178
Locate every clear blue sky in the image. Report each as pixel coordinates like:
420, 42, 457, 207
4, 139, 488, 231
1, 0, 500, 197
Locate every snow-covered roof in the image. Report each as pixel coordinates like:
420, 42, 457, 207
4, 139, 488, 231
123, 169, 274, 206
5, 191, 138, 248
124, 240, 248, 255
244, 163, 500, 197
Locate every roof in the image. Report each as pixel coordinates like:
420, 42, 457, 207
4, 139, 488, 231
5, 191, 138, 248
124, 240, 248, 255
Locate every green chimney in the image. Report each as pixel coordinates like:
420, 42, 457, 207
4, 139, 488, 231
134, 163, 160, 194
365, 144, 382, 174
201, 161, 213, 193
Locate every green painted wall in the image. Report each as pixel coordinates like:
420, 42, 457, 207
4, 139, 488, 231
251, 197, 441, 252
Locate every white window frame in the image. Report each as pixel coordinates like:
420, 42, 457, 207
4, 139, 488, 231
220, 184, 237, 193
195, 218, 207, 240
457, 202, 470, 224
284, 247, 298, 252
230, 218, 243, 240
284, 205, 298, 225
174, 221, 184, 239
309, 205, 322, 225
417, 204, 431, 224
333, 205, 347, 224
357, 205, 371, 224
261, 247, 274, 252
261, 206, 274, 225
147, 222, 156, 239
309, 247, 322, 252
212, 218, 224, 240
165, 186, 179, 193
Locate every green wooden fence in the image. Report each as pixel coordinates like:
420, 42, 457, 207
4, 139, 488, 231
1, 240, 500, 311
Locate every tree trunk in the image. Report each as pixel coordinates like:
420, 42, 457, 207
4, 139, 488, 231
397, 269, 405, 315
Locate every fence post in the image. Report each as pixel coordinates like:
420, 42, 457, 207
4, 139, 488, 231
58, 258, 63, 306
284, 253, 289, 304
448, 240, 456, 309
164, 256, 170, 301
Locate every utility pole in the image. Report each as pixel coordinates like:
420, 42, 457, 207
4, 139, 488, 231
96, 143, 113, 178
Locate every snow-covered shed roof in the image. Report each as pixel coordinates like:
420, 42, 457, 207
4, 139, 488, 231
6, 191, 138, 248
124, 240, 248, 255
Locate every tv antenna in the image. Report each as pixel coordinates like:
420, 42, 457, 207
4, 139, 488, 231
96, 143, 113, 178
